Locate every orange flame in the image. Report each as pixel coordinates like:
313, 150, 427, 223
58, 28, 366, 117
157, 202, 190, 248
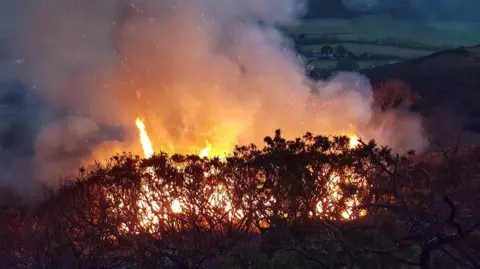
126, 117, 367, 234
349, 135, 360, 148
135, 118, 154, 158
200, 140, 212, 158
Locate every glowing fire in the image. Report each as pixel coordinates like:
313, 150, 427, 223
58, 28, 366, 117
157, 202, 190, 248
315, 172, 367, 220
132, 117, 184, 231
171, 199, 182, 214
349, 135, 360, 148
135, 118, 154, 158
200, 140, 212, 158
126, 117, 366, 233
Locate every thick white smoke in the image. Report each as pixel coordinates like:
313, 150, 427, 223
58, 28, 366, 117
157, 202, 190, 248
5, 0, 427, 184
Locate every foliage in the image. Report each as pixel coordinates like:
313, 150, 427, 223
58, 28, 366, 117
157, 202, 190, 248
1, 130, 479, 269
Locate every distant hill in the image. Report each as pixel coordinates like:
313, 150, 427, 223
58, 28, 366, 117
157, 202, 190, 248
305, 0, 352, 18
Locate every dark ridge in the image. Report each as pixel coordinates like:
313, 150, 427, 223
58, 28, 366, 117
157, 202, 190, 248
409, 47, 471, 64
361, 44, 480, 137
304, 0, 353, 18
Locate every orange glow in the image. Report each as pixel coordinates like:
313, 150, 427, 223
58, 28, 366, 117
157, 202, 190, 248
200, 140, 212, 158
316, 171, 368, 220
171, 199, 183, 213
110, 118, 368, 234
349, 135, 360, 148
314, 136, 367, 220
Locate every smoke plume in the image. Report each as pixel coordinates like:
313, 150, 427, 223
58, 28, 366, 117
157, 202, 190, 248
2, 0, 427, 186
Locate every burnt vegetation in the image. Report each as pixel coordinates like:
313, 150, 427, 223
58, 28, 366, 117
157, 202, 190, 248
1, 128, 480, 269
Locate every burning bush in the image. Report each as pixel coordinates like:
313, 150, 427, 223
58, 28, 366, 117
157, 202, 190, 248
1, 130, 479, 269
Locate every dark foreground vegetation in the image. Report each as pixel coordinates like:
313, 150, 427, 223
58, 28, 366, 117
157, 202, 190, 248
1, 129, 480, 269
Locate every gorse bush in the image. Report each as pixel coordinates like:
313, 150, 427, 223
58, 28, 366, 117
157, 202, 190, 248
1, 130, 479, 269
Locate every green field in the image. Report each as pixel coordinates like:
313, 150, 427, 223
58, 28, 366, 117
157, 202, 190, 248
283, 16, 480, 47
309, 58, 393, 70
283, 15, 480, 60
300, 42, 434, 58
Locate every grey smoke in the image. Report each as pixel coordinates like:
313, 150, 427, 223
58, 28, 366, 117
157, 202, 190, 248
0, 0, 427, 188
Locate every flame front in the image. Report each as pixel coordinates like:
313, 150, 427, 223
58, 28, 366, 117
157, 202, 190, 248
118, 118, 367, 234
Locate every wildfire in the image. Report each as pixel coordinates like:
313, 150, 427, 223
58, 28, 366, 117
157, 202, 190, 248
132, 117, 184, 231
125, 117, 367, 233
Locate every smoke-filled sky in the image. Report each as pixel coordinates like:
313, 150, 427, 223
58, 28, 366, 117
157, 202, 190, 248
0, 0, 428, 187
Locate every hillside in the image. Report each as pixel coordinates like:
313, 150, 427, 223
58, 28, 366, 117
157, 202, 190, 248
362, 45, 480, 137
